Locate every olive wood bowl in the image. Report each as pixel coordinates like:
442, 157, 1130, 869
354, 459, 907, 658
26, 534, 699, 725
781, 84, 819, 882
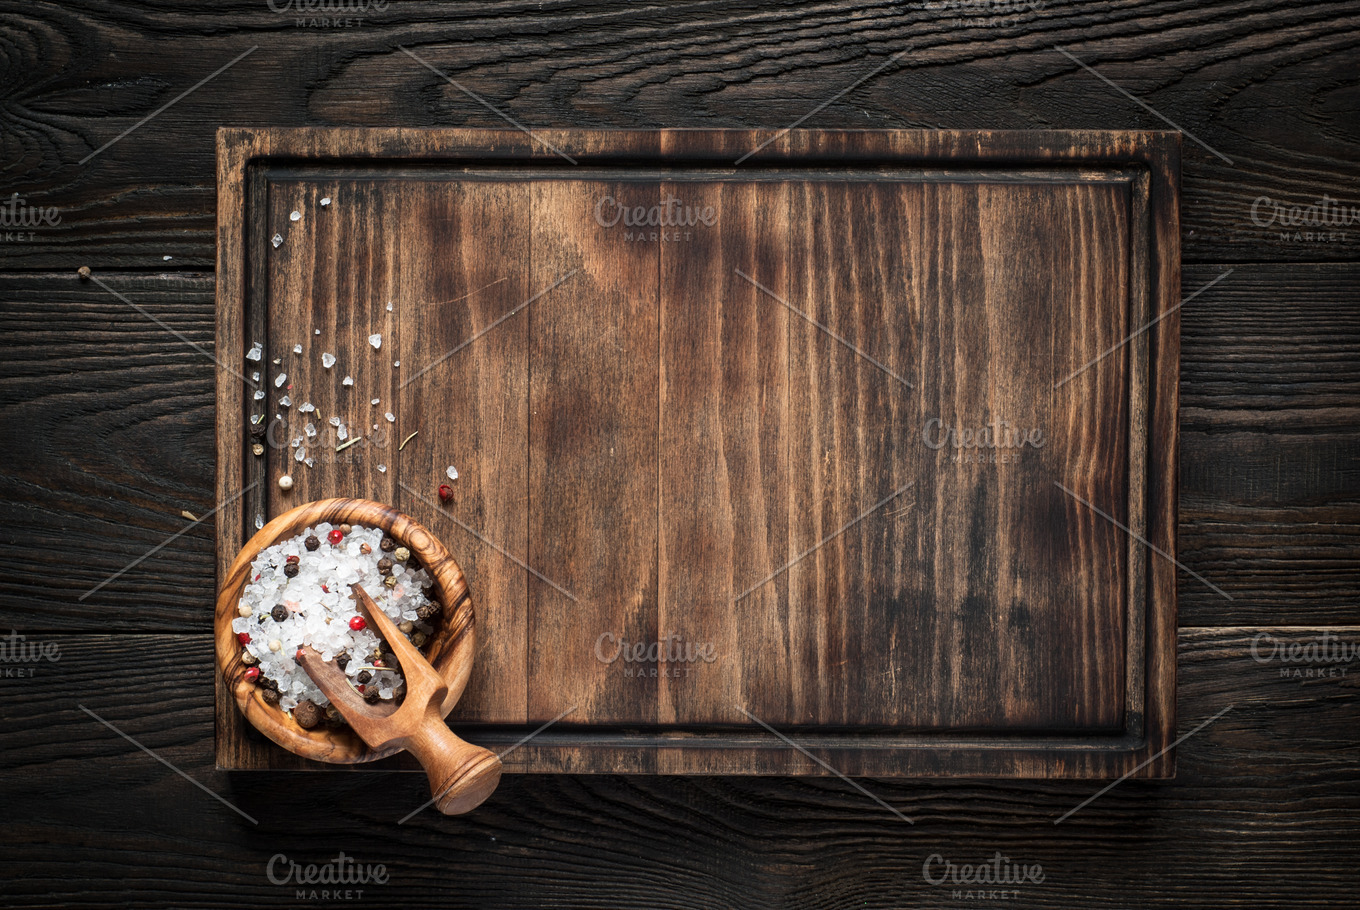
214, 497, 477, 764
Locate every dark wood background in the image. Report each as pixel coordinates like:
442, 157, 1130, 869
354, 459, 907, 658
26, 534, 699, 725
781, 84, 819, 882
0, 1, 1356, 907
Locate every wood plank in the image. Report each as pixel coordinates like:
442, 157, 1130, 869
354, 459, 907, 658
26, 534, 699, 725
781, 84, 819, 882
1, 629, 1355, 907
392, 178, 532, 725
526, 176, 661, 733
4, 2, 1359, 267
657, 178, 790, 726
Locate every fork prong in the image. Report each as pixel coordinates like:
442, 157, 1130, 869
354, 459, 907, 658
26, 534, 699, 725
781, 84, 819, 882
350, 583, 439, 685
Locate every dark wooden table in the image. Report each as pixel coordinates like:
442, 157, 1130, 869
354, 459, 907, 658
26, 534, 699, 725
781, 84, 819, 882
1, 2, 1356, 907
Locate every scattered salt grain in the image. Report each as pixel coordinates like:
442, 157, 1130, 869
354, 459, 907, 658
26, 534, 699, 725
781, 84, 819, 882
293, 344, 302, 354
369, 333, 382, 350
299, 402, 315, 414
377, 464, 387, 473
271, 233, 283, 248
337, 425, 348, 441
393, 361, 400, 368
371, 398, 380, 406
385, 412, 395, 423
314, 329, 321, 335
280, 395, 292, 407
446, 465, 459, 481
290, 210, 301, 222
253, 390, 265, 400
305, 422, 317, 438
246, 342, 263, 362
251, 371, 260, 382
254, 514, 264, 530
386, 301, 393, 312
322, 352, 336, 369
295, 447, 306, 462
274, 373, 287, 388
342, 376, 354, 387
320, 197, 331, 207
329, 416, 341, 427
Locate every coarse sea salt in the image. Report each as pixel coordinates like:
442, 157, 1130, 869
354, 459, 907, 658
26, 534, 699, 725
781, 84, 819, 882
246, 342, 263, 362
446, 465, 459, 481
342, 376, 354, 387
322, 352, 336, 369
369, 333, 382, 350
275, 373, 287, 388
234, 524, 440, 714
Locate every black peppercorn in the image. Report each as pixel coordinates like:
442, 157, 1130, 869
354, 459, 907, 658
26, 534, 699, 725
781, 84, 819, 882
271, 604, 288, 622
283, 562, 299, 578
364, 687, 381, 703
335, 653, 349, 670
261, 687, 281, 706
380, 536, 396, 552
324, 705, 347, 728
249, 421, 267, 439
304, 534, 320, 551
377, 556, 394, 575
356, 670, 373, 685
293, 699, 323, 730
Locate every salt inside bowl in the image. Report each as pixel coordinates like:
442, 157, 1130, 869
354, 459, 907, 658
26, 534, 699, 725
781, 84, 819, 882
232, 522, 439, 714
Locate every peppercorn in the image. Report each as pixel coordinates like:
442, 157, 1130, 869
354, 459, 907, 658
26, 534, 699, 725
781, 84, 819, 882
237, 632, 251, 645
244, 667, 261, 683
286, 554, 300, 564
241, 649, 258, 666
271, 604, 288, 622
372, 658, 385, 669
304, 534, 320, 551
278, 474, 294, 491
283, 562, 299, 578
335, 653, 349, 670
324, 705, 347, 728
380, 536, 396, 552
438, 483, 453, 503
384, 575, 397, 588
394, 546, 410, 563
238, 603, 253, 617
293, 699, 323, 730
364, 687, 381, 703
327, 529, 344, 544
408, 557, 422, 572
377, 556, 394, 575
348, 616, 366, 631
252, 443, 265, 457
398, 620, 414, 634
356, 670, 373, 685
411, 631, 428, 648
268, 639, 282, 652
416, 603, 438, 621
359, 542, 372, 554
340, 524, 352, 535
259, 674, 279, 691
250, 421, 267, 439
261, 687, 281, 705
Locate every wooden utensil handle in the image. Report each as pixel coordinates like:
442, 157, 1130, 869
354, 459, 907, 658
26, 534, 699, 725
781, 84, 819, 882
404, 718, 502, 816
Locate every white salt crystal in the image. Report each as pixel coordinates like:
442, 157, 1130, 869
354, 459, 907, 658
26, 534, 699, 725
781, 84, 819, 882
295, 447, 305, 462
246, 342, 263, 362
290, 210, 301, 222
253, 390, 265, 400
305, 422, 316, 438
271, 233, 283, 248
446, 465, 459, 481
272, 358, 281, 365
369, 333, 382, 350
280, 395, 292, 407
299, 402, 315, 413
393, 361, 400, 368
371, 398, 379, 406
320, 197, 331, 206
337, 425, 348, 441
322, 352, 336, 369
377, 464, 386, 473
342, 376, 354, 387
314, 329, 321, 335
328, 416, 341, 427
255, 514, 264, 530
305, 457, 314, 467
274, 373, 287, 388
386, 301, 393, 312
251, 371, 260, 382
385, 412, 395, 423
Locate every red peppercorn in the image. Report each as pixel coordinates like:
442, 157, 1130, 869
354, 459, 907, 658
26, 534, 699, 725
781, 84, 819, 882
438, 483, 453, 503
327, 529, 344, 544
348, 616, 367, 631
237, 632, 251, 645
372, 658, 385, 668
286, 554, 300, 564
244, 667, 260, 682
320, 584, 329, 593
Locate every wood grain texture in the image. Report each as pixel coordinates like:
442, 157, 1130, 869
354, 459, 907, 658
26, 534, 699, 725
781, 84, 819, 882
2, 1, 1359, 268
0, 630, 1354, 908
209, 128, 1178, 775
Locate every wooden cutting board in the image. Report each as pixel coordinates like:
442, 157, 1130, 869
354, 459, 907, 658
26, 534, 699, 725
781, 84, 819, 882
216, 129, 1180, 777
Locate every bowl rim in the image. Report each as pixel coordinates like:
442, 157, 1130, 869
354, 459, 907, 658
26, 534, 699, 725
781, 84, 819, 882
214, 497, 475, 764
